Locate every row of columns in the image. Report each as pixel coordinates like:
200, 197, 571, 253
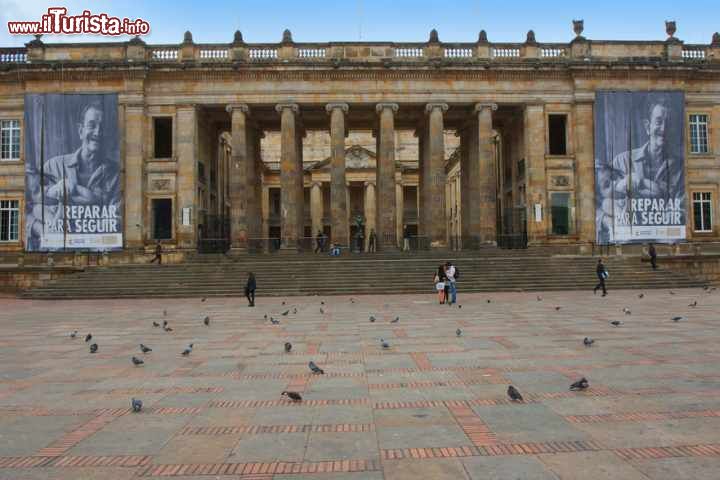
226, 102, 498, 252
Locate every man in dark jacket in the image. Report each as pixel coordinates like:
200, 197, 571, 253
245, 272, 256, 307
150, 240, 162, 265
648, 243, 658, 270
314, 230, 325, 253
594, 259, 608, 296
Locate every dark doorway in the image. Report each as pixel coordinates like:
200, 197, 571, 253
152, 199, 172, 240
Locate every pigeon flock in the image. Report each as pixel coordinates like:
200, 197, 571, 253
64, 286, 706, 414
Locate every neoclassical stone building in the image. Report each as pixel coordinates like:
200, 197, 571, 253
0, 22, 719, 255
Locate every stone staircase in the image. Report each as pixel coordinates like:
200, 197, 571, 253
20, 249, 706, 299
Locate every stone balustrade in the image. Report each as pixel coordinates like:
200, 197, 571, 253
0, 33, 718, 65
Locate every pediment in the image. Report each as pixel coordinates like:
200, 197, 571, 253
307, 145, 377, 171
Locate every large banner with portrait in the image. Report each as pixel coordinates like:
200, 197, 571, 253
594, 91, 686, 244
24, 93, 122, 251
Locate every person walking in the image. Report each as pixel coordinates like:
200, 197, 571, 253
314, 229, 325, 253
594, 259, 608, 296
368, 229, 377, 253
445, 261, 457, 305
149, 240, 162, 265
434, 264, 447, 304
403, 225, 410, 252
245, 272, 256, 307
648, 243, 658, 270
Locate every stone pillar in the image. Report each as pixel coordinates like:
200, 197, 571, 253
326, 103, 350, 246
376, 103, 399, 250
476, 103, 498, 244
574, 102, 595, 244
123, 104, 144, 249
176, 105, 198, 249
227, 104, 251, 252
364, 181, 376, 251
310, 181, 323, 239
261, 185, 270, 239
417, 129, 427, 236
524, 104, 547, 244
395, 179, 404, 247
276, 103, 303, 251
425, 102, 449, 248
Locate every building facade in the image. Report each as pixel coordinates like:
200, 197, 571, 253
1, 23, 719, 255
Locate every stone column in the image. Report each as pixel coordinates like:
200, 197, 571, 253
425, 102, 449, 248
227, 104, 251, 252
376, 103, 399, 250
395, 179, 404, 247
476, 103, 498, 244
574, 102, 595, 245
276, 103, 302, 251
326, 103, 349, 246
176, 105, 198, 249
524, 104, 547, 244
310, 181, 323, 239
261, 185, 270, 239
417, 129, 427, 236
364, 181, 376, 251
123, 104, 144, 248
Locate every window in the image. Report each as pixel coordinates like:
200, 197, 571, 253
0, 120, 20, 161
689, 114, 709, 154
693, 192, 712, 232
152, 198, 173, 239
548, 114, 567, 155
153, 117, 173, 158
0, 200, 20, 242
551, 192, 571, 235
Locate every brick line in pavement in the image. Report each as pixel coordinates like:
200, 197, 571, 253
179, 423, 375, 435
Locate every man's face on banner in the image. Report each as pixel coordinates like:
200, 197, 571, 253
644, 104, 667, 152
78, 106, 103, 155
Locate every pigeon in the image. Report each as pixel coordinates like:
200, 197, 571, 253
282, 301, 286, 305
270, 317, 280, 325
622, 307, 631, 315
89, 343, 98, 354
669, 291, 676, 295
555, 306, 562, 311
164, 326, 173, 332
264, 314, 267, 320
163, 309, 167, 316
638, 293, 645, 299
672, 316, 685, 322
70, 331, 77, 338
369, 315, 376, 323
380, 339, 390, 349
281, 390, 302, 402
487, 299, 491, 304
537, 295, 543, 301
391, 316, 399, 323
292, 308, 297, 314
163, 320, 168, 328
583, 337, 594, 347
321, 301, 325, 305
140, 344, 152, 353
611, 321, 622, 326
85, 333, 92, 342
689, 301, 697, 307
458, 305, 462, 309
507, 385, 523, 402
570, 377, 589, 391
284, 342, 292, 353
281, 310, 290, 316
152, 321, 160, 328
203, 316, 210, 326
201, 297, 206, 302
308, 361, 324, 374
320, 308, 325, 314
132, 356, 144, 366
456, 328, 462, 337
350, 298, 355, 303
131, 398, 143, 412
181, 346, 192, 356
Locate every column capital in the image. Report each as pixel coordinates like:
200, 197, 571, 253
226, 103, 250, 114
311, 181, 322, 189
376, 103, 399, 114
325, 102, 349, 114
363, 180, 376, 188
425, 102, 449, 114
474, 102, 498, 113
275, 103, 300, 114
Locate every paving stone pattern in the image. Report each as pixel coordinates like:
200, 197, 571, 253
0, 288, 719, 479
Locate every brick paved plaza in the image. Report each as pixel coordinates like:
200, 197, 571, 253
0, 288, 719, 479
